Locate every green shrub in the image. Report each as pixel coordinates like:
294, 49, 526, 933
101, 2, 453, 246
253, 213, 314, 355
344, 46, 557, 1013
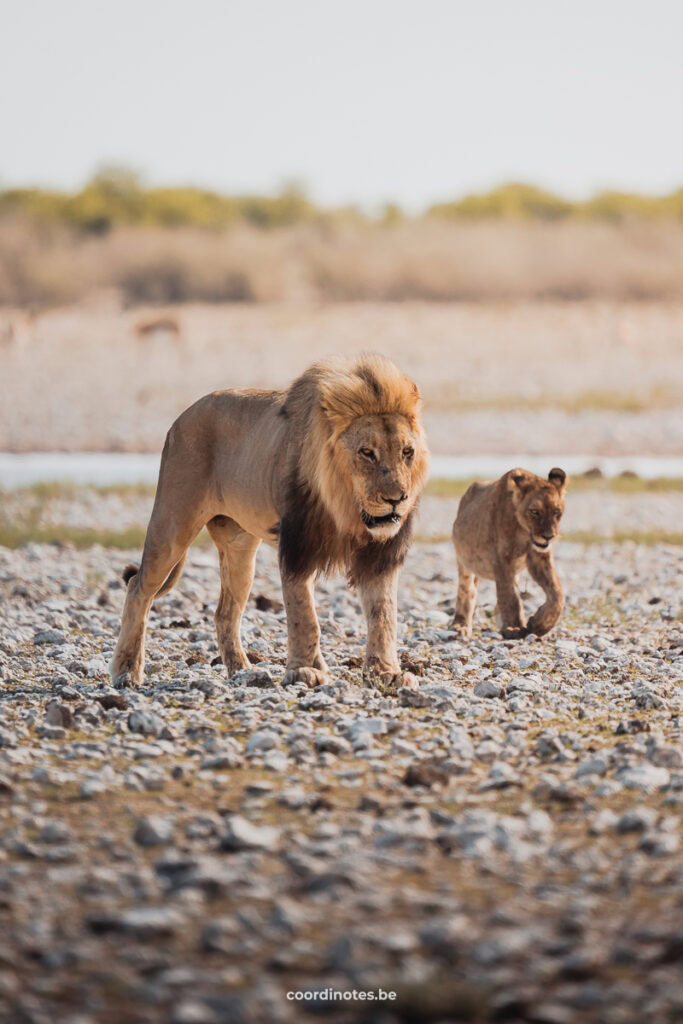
429, 183, 573, 221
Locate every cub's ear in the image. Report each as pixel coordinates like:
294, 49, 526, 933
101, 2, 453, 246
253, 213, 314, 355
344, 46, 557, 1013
508, 468, 533, 492
507, 468, 534, 504
548, 467, 567, 492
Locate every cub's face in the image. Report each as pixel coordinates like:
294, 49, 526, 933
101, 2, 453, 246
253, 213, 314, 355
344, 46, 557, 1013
510, 467, 567, 552
340, 413, 428, 540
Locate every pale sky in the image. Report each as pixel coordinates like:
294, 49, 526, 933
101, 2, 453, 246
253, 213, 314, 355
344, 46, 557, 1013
2, 0, 682, 210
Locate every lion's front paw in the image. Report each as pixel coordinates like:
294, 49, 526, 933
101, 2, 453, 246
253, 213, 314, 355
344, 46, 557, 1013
109, 659, 142, 689
282, 666, 329, 688
363, 665, 418, 696
500, 625, 529, 641
448, 619, 472, 639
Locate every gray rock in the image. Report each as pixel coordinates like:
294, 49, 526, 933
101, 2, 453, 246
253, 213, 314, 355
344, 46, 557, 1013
481, 761, 521, 789
575, 756, 609, 778
33, 629, 66, 646
44, 700, 73, 728
134, 814, 174, 847
245, 729, 279, 755
128, 708, 165, 737
474, 678, 506, 699
589, 809, 619, 835
639, 832, 680, 856
617, 764, 670, 792
89, 906, 185, 938
398, 686, 431, 707
616, 807, 658, 833
221, 815, 280, 852
314, 733, 351, 755
230, 667, 275, 688
0, 729, 16, 749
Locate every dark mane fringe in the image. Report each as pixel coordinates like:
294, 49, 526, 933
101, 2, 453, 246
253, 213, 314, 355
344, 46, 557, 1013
279, 466, 416, 584
348, 510, 415, 587
278, 470, 347, 580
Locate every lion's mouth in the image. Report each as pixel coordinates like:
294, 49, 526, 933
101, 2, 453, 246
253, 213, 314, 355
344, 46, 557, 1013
531, 537, 552, 551
362, 510, 402, 530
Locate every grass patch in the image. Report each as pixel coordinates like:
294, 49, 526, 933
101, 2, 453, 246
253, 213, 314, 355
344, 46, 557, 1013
562, 529, 683, 546
0, 524, 149, 549
0, 525, 213, 550
0, 481, 157, 501
568, 475, 683, 493
426, 387, 680, 413
415, 530, 683, 546
426, 475, 683, 498
425, 478, 478, 498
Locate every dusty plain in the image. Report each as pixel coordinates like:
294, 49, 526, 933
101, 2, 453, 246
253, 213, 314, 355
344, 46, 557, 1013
1, 300, 682, 454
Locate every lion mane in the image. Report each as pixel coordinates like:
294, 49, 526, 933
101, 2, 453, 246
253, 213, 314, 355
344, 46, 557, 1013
277, 354, 429, 584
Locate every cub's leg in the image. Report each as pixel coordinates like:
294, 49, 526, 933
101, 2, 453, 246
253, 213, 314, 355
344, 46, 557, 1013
206, 515, 261, 676
111, 517, 201, 686
281, 573, 329, 687
525, 547, 564, 636
495, 569, 529, 640
451, 560, 478, 637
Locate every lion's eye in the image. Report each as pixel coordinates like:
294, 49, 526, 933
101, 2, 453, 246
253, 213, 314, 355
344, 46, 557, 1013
553, 509, 561, 519
402, 447, 415, 460
530, 509, 540, 517
359, 448, 376, 461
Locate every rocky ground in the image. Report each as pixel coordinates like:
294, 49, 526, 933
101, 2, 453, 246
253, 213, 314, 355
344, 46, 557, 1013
0, 538, 681, 1023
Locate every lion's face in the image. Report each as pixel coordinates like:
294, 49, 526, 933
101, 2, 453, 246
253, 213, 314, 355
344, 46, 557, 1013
510, 467, 567, 552
338, 413, 427, 540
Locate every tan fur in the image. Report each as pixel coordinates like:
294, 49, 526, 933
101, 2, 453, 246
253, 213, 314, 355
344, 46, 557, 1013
451, 467, 567, 640
110, 354, 429, 689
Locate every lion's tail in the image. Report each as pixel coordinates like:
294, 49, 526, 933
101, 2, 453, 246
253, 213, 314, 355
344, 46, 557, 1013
121, 552, 187, 598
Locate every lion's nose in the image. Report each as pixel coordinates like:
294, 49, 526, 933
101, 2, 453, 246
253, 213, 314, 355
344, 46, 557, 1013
383, 493, 407, 508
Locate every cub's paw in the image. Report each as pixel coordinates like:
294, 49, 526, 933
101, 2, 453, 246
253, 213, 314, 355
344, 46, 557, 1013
500, 625, 529, 641
525, 615, 555, 638
282, 666, 328, 688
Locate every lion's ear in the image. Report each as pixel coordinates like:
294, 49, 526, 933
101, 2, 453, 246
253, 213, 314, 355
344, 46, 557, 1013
548, 467, 567, 493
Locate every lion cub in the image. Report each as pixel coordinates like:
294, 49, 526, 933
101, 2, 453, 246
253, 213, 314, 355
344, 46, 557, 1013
451, 467, 567, 640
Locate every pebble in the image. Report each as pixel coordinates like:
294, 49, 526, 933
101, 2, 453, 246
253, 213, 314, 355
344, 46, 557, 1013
474, 678, 506, 699
617, 764, 671, 792
128, 708, 165, 737
221, 815, 280, 852
133, 815, 175, 847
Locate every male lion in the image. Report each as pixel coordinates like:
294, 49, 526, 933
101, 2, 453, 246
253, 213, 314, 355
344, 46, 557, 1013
451, 467, 567, 640
110, 355, 430, 689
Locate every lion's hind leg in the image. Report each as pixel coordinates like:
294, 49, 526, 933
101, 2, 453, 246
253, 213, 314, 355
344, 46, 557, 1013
451, 561, 478, 638
206, 515, 261, 677
110, 525, 198, 687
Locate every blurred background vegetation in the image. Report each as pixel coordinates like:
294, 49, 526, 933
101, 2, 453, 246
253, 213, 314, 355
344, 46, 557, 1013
3, 169, 683, 232
1, 168, 683, 307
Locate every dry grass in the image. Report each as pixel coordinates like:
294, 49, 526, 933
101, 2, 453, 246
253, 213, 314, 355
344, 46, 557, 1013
425, 476, 683, 498
2, 216, 683, 308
